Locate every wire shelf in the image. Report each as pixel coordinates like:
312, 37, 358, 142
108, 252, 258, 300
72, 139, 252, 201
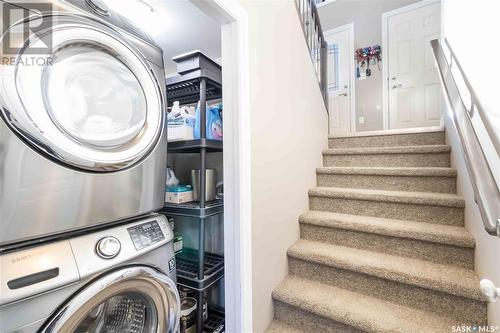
162, 199, 223, 218
176, 249, 224, 291
203, 308, 225, 333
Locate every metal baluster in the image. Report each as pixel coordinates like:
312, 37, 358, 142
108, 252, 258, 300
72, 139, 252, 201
309, 10, 313, 56
318, 35, 322, 76
294, 0, 329, 111
314, 25, 318, 72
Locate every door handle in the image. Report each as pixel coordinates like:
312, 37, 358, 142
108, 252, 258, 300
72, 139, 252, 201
339, 93, 348, 97
392, 84, 402, 89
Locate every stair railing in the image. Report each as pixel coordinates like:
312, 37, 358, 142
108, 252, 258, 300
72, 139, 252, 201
294, 0, 328, 112
431, 38, 499, 237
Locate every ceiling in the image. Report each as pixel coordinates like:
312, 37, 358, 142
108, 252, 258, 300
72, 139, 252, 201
103, 0, 222, 74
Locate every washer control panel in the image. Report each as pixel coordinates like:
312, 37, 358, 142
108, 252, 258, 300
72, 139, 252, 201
69, 215, 172, 279
127, 220, 165, 251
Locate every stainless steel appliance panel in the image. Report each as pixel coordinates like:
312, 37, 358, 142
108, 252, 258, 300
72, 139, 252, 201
0, 1, 167, 245
0, 117, 167, 245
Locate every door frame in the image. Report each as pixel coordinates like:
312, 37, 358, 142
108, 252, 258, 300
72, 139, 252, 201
187, 1, 252, 332
324, 22, 356, 133
381, 0, 441, 130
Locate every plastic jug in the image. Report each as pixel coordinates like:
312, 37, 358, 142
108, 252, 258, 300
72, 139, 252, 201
194, 102, 223, 140
167, 101, 196, 141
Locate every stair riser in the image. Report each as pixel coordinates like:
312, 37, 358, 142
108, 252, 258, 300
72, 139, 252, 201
273, 300, 365, 333
329, 132, 446, 148
288, 258, 487, 325
309, 196, 464, 226
317, 173, 456, 193
323, 153, 450, 167
300, 224, 473, 269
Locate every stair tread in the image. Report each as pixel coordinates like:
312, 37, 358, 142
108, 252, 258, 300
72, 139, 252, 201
316, 166, 457, 177
323, 145, 451, 155
273, 275, 457, 333
288, 239, 482, 301
266, 320, 305, 333
309, 186, 465, 207
299, 211, 474, 247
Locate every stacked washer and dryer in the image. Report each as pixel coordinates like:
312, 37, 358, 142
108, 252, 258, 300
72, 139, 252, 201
0, 0, 180, 332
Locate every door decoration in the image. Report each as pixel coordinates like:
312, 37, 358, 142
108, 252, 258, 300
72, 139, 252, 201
356, 45, 381, 80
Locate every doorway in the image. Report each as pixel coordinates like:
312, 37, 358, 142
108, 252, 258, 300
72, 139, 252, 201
325, 23, 355, 135
382, 0, 442, 130
102, 0, 251, 331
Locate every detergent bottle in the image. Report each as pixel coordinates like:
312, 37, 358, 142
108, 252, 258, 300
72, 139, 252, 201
194, 102, 223, 140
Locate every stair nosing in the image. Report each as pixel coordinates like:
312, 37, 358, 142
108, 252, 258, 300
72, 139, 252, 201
323, 145, 451, 155
272, 275, 457, 333
287, 239, 483, 301
308, 187, 465, 208
299, 211, 475, 248
328, 127, 444, 139
316, 166, 457, 177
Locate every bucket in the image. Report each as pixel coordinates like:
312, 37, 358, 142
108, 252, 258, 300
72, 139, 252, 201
191, 169, 217, 201
180, 297, 197, 333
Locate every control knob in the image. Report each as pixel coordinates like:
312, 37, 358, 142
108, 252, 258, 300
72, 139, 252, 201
95, 236, 121, 259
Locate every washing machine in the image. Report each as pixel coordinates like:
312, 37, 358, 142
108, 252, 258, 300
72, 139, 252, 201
0, 214, 180, 333
0, 0, 168, 247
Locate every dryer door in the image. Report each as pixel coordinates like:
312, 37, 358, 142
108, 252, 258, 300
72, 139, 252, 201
0, 13, 164, 172
40, 266, 180, 333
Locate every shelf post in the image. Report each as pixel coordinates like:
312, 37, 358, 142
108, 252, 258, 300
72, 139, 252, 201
197, 77, 207, 333
200, 78, 207, 141
196, 289, 204, 333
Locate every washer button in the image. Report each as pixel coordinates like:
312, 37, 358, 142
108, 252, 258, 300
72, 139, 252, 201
96, 236, 121, 259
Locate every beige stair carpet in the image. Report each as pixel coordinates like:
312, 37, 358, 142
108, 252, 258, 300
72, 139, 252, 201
266, 129, 487, 333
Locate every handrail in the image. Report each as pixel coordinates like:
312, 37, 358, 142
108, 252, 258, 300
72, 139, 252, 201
294, 0, 328, 112
431, 39, 500, 237
443, 39, 500, 154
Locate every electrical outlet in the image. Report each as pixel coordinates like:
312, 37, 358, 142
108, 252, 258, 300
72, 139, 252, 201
359, 116, 365, 124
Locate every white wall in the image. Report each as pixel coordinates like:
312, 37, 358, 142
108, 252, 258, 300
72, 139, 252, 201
444, 109, 500, 326
318, 0, 418, 131
442, 0, 500, 325
239, 1, 329, 331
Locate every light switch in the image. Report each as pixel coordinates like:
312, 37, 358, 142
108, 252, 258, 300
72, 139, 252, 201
359, 117, 365, 124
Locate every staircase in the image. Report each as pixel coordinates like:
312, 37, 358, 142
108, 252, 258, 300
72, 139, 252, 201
266, 129, 487, 333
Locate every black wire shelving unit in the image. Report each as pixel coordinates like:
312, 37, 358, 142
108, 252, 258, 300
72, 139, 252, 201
162, 51, 224, 333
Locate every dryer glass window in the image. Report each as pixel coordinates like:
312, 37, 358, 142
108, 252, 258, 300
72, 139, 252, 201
75, 292, 157, 333
42, 43, 147, 148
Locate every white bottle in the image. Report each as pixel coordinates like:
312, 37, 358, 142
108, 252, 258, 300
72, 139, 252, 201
169, 101, 181, 118
168, 101, 195, 141
166, 167, 180, 187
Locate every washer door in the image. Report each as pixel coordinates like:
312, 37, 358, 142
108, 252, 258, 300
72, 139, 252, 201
40, 266, 180, 333
0, 14, 164, 172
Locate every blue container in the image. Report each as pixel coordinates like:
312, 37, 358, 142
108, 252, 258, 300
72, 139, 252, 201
194, 102, 223, 140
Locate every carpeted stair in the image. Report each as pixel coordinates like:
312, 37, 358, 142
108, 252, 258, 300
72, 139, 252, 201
266, 129, 487, 333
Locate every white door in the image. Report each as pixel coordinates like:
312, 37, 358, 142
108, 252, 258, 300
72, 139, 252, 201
388, 2, 441, 129
325, 26, 354, 135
